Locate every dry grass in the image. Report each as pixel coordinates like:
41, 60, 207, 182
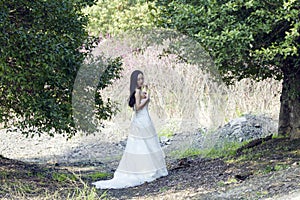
95, 33, 281, 137
0, 155, 110, 200
0, 32, 281, 137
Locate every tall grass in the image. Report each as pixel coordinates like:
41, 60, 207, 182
0, 32, 281, 136
95, 33, 281, 137
1, 170, 109, 200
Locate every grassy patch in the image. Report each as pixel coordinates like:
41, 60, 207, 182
217, 177, 238, 187
159, 186, 169, 192
274, 164, 290, 171
256, 190, 269, 197
158, 127, 174, 138
0, 171, 8, 179
1, 171, 110, 199
202, 140, 250, 159
271, 133, 288, 139
14, 181, 37, 193
170, 139, 251, 160
65, 184, 109, 200
170, 147, 202, 159
158, 120, 180, 139
217, 180, 226, 187
233, 151, 264, 162
86, 172, 112, 181
256, 164, 290, 175
52, 172, 78, 182
0, 153, 114, 199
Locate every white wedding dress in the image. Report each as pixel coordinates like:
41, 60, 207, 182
92, 98, 168, 189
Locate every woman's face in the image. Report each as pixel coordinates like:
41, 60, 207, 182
137, 73, 144, 88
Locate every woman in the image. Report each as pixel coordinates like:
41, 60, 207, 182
92, 70, 168, 189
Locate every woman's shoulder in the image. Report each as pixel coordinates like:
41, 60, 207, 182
134, 88, 141, 97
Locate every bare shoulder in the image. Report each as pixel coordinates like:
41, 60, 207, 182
135, 88, 141, 95
135, 88, 141, 97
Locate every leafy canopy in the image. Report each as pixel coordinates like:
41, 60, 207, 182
154, 0, 300, 84
82, 0, 159, 36
0, 0, 123, 138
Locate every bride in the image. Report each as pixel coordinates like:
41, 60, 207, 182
91, 70, 168, 189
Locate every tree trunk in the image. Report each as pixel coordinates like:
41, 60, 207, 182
289, 68, 300, 140
278, 74, 291, 137
278, 67, 300, 140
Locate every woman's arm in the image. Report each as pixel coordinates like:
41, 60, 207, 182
134, 88, 149, 111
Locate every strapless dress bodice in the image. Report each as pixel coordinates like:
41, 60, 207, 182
133, 98, 149, 118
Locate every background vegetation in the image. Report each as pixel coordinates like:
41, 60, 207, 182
0, 0, 123, 138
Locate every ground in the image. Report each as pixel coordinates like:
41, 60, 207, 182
1, 137, 300, 199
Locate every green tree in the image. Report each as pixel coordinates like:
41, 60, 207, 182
0, 0, 123, 139
82, 0, 158, 36
153, 0, 300, 139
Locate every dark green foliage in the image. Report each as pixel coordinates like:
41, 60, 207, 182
152, 0, 300, 138
82, 0, 158, 36
0, 0, 123, 138
153, 0, 299, 84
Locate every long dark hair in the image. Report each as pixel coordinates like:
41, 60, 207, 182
128, 70, 143, 109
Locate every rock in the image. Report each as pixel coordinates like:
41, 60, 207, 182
211, 114, 278, 148
160, 135, 171, 146
159, 136, 170, 143
229, 116, 247, 127
254, 123, 261, 128
116, 139, 126, 150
